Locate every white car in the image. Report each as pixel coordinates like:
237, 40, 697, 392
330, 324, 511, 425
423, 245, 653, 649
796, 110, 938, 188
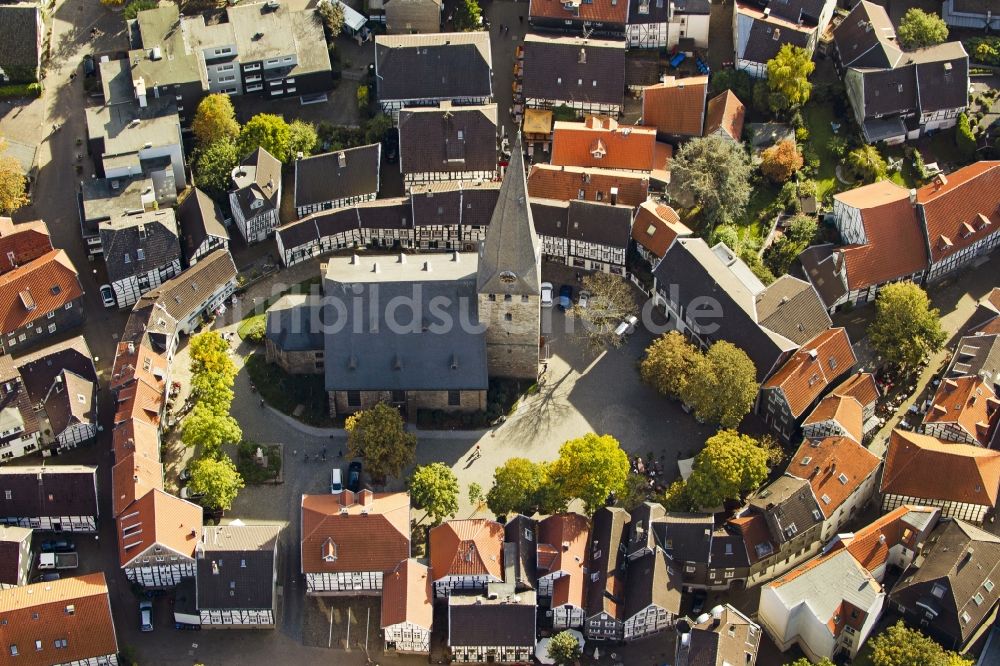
577, 290, 591, 309
99, 284, 115, 308
541, 282, 554, 308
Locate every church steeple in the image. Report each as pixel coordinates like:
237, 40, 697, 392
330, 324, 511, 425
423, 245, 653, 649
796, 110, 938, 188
477, 135, 541, 296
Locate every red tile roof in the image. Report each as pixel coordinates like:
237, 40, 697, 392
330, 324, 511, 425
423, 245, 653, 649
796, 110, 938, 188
0, 249, 82, 334
0, 573, 118, 665
113, 378, 163, 429
551, 117, 665, 173
381, 559, 433, 630
537, 513, 589, 608
917, 162, 1000, 264
763, 328, 856, 418
111, 341, 168, 393
833, 180, 929, 291
835, 505, 938, 574
922, 375, 999, 446
0, 217, 51, 275
831, 372, 880, 410
728, 513, 774, 565
801, 394, 864, 443
112, 453, 163, 518
788, 436, 880, 518
631, 200, 691, 259
118, 488, 202, 566
704, 91, 746, 141
526, 164, 649, 207
881, 429, 1000, 507
112, 418, 160, 464
301, 491, 411, 574
529, 0, 628, 25
429, 519, 504, 581
642, 76, 708, 137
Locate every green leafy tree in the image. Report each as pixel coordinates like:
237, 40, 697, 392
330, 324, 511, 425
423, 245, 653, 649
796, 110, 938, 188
764, 214, 818, 276
677, 430, 777, 510
364, 113, 394, 145
868, 282, 946, 370
549, 433, 629, 514
760, 139, 804, 184
181, 404, 243, 453
486, 458, 560, 518
188, 455, 245, 512
454, 0, 482, 31
767, 44, 814, 113
123, 0, 158, 20
238, 113, 293, 162
709, 68, 751, 101
897, 9, 949, 49
870, 621, 972, 666
547, 631, 582, 665
317, 0, 346, 34
192, 94, 240, 149
679, 341, 758, 428
640, 331, 700, 399
345, 403, 417, 484
356, 85, 370, 112
786, 659, 835, 666
467, 482, 483, 510
670, 135, 753, 228
617, 472, 652, 511
572, 272, 637, 350
288, 120, 318, 159
956, 112, 977, 160
409, 463, 459, 526
0, 154, 28, 214
846, 145, 888, 183
194, 138, 240, 199
189, 331, 237, 383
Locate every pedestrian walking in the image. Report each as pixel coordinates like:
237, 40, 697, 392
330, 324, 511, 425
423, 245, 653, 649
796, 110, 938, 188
473, 444, 482, 460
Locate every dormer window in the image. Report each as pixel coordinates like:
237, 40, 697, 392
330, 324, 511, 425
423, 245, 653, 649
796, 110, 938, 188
322, 537, 338, 563
590, 140, 607, 159
251, 199, 263, 210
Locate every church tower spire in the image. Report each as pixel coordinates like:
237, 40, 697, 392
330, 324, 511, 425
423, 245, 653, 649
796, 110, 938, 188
477, 136, 541, 381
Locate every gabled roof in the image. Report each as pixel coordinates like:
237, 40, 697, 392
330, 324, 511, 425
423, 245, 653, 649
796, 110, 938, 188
0, 526, 31, 587
113, 376, 164, 429
522, 35, 626, 109
477, 136, 541, 295
626, 501, 665, 559
527, 164, 649, 207
0, 217, 51, 275
890, 519, 1000, 647
833, 180, 929, 291
529, 0, 628, 24
111, 453, 163, 518
176, 188, 228, 262
230, 147, 282, 220
430, 519, 504, 580
798, 243, 848, 310
117, 488, 202, 566
704, 91, 746, 141
0, 249, 82, 333
300, 491, 410, 574
135, 249, 237, 324
537, 513, 589, 608
112, 417, 160, 463
623, 547, 682, 618
375, 32, 493, 102
763, 327, 856, 418
922, 375, 999, 446
99, 209, 181, 284
382, 559, 433, 630
448, 592, 536, 647
551, 116, 659, 172
399, 105, 497, 176
653, 513, 713, 565
585, 507, 629, 620
832, 0, 901, 69
968, 288, 1000, 336
948, 334, 1000, 389
881, 429, 1000, 507
831, 372, 880, 410
0, 466, 98, 521
735, 2, 813, 66
677, 604, 761, 666
0, 572, 119, 665
802, 394, 864, 443
787, 436, 880, 518
13, 335, 98, 434
294, 145, 381, 209
918, 163, 1000, 265
755, 275, 833, 347
196, 524, 281, 611
642, 76, 708, 137
632, 201, 691, 260
0, 4, 43, 79
831, 505, 939, 574
504, 515, 538, 591
750, 475, 823, 545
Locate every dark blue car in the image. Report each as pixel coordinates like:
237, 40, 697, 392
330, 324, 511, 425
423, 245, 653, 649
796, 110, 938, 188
558, 285, 573, 311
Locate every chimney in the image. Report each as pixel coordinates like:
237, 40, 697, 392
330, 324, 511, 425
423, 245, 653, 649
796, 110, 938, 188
909, 188, 917, 205
359, 489, 374, 507
935, 173, 948, 188
340, 490, 355, 507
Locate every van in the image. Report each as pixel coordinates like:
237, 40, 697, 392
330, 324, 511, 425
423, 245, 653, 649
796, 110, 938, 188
330, 468, 343, 494
614, 315, 639, 340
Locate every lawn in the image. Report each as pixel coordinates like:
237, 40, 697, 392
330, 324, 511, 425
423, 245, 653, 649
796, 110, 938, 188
801, 104, 839, 200
244, 353, 333, 427
237, 276, 322, 340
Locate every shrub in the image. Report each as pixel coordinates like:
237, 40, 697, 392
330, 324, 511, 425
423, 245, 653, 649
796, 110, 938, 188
123, 0, 157, 20
795, 126, 809, 142
956, 112, 977, 160
356, 85, 369, 111
0, 83, 41, 98
244, 318, 266, 344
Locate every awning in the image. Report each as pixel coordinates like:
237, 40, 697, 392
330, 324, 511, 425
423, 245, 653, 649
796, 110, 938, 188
862, 117, 906, 143
523, 108, 553, 135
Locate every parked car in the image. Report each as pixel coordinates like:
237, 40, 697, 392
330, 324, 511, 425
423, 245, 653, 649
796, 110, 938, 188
99, 284, 115, 308
82, 55, 95, 78
541, 282, 554, 308
614, 315, 639, 340
40, 538, 74, 553
139, 601, 154, 632
558, 284, 573, 311
180, 487, 203, 501
577, 290, 590, 309
31, 572, 61, 583
179, 467, 191, 483
346, 461, 363, 493
690, 589, 707, 616
330, 467, 343, 495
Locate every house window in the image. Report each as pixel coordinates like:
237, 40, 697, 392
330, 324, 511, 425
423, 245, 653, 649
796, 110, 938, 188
35, 640, 42, 651
347, 391, 361, 407
522, 295, 529, 303
505, 313, 512, 321
504, 294, 512, 302
54, 640, 67, 649
47, 323, 56, 334
488, 294, 496, 301
391, 391, 406, 403
974, 593, 984, 606
931, 583, 946, 598
448, 390, 461, 406
524, 528, 533, 541
124, 253, 131, 263
136, 249, 145, 261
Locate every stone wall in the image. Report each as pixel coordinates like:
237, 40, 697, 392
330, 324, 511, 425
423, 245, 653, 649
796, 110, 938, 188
329, 389, 487, 418
479, 294, 540, 381
265, 340, 324, 375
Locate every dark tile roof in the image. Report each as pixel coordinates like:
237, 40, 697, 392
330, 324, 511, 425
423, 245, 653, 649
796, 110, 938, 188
626, 502, 666, 559
99, 209, 181, 283
948, 334, 1000, 389
13, 336, 98, 436
755, 275, 832, 346
833, 1, 901, 69
176, 187, 229, 262
356, 198, 413, 230
627, 0, 670, 25
624, 548, 682, 618
0, 5, 42, 79
230, 147, 282, 220
653, 513, 713, 565
504, 515, 539, 592
375, 33, 493, 102
529, 198, 568, 239
751, 476, 823, 545
522, 35, 626, 108
586, 507, 630, 619
457, 182, 502, 229
739, 11, 811, 65
798, 244, 847, 310
912, 45, 969, 113
196, 524, 281, 610
294, 145, 381, 209
710, 528, 751, 570
448, 594, 537, 647
265, 294, 326, 353
566, 200, 632, 249
136, 249, 237, 323
530, 0, 628, 25
399, 105, 498, 176
858, 64, 918, 118
0, 466, 98, 520
410, 186, 463, 228
890, 519, 1000, 648
0, 526, 30, 587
